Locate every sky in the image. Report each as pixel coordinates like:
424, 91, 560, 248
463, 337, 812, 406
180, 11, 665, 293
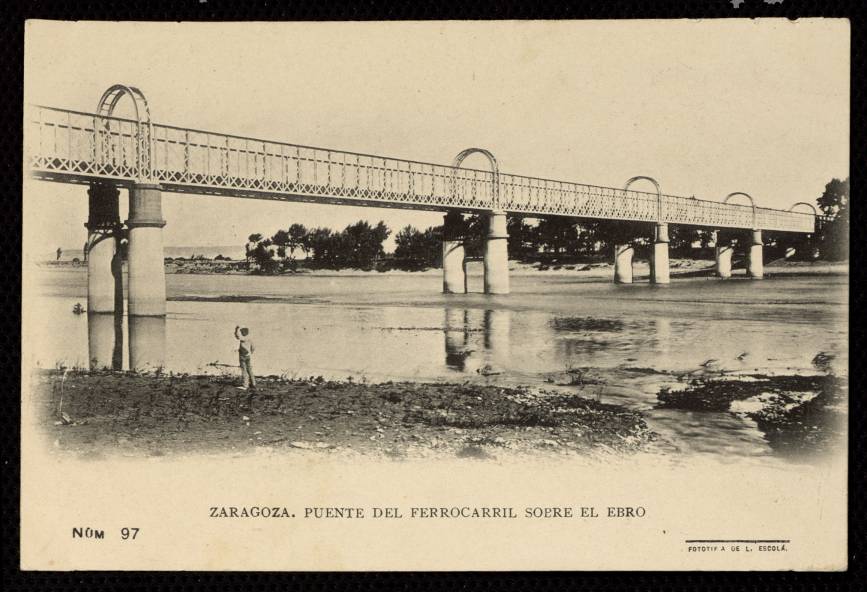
23, 19, 849, 254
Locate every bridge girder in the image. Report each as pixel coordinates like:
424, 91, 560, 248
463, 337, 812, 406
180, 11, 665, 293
25, 99, 818, 234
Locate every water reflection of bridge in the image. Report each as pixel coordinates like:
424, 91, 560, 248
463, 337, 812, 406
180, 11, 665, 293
88, 313, 165, 372
442, 309, 684, 381
443, 308, 512, 374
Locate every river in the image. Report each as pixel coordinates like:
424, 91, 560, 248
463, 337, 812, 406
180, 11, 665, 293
27, 266, 849, 465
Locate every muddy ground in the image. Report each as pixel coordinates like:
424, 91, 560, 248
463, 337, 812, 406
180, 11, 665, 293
32, 370, 658, 460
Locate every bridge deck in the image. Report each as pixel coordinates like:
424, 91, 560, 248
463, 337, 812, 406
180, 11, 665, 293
26, 105, 815, 233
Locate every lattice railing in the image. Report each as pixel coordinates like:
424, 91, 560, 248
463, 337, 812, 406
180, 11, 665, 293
25, 105, 816, 233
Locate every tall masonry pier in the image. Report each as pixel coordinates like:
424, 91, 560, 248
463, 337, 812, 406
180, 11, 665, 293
652, 222, 670, 284
714, 232, 734, 279
85, 183, 121, 313
747, 229, 764, 279
440, 209, 510, 295
84, 181, 167, 370
126, 183, 167, 316
442, 211, 466, 294
484, 210, 510, 295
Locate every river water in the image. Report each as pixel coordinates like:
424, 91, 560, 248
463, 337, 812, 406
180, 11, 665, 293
29, 266, 848, 465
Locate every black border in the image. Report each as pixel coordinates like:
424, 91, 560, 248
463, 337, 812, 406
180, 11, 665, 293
3, 1, 864, 590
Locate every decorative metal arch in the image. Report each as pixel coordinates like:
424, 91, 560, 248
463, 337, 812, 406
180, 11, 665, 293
788, 202, 818, 216
451, 148, 500, 209
723, 191, 758, 230
624, 176, 662, 223
95, 84, 154, 181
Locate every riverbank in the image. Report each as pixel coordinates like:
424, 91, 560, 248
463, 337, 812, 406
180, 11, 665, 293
31, 364, 846, 462
38, 257, 849, 278
33, 370, 658, 460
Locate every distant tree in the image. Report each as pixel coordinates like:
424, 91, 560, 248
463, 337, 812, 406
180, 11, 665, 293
340, 220, 391, 269
246, 233, 263, 264
308, 227, 335, 265
287, 223, 309, 258
394, 225, 442, 269
817, 177, 849, 218
506, 216, 534, 259
250, 238, 278, 273
535, 217, 579, 256
668, 226, 714, 253
815, 177, 849, 260
394, 225, 423, 260
581, 219, 652, 252
575, 222, 602, 254
271, 229, 291, 261
462, 214, 487, 258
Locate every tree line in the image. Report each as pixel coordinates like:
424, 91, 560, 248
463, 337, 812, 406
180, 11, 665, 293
247, 221, 391, 272
245, 176, 849, 272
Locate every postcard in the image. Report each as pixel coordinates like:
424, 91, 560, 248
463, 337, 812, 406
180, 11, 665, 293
21, 19, 849, 571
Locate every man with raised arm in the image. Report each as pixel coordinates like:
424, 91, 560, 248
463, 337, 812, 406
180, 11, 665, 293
234, 325, 257, 409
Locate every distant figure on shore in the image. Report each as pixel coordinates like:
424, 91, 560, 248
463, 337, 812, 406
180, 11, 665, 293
56, 247, 62, 261
234, 325, 257, 406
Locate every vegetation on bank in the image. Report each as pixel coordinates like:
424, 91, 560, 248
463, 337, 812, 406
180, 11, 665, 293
240, 176, 848, 273
814, 177, 849, 260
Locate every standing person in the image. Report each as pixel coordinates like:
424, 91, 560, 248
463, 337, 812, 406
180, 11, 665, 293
234, 325, 257, 408
56, 247, 62, 261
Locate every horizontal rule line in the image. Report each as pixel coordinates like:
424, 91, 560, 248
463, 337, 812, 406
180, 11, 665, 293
685, 540, 790, 543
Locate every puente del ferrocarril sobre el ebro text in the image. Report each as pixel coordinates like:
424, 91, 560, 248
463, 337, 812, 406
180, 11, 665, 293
27, 84, 823, 318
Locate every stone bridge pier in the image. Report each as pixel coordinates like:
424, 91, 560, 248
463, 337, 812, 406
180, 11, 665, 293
747, 229, 764, 279
441, 210, 510, 295
85, 183, 122, 314
714, 228, 763, 279
126, 183, 167, 316
650, 222, 670, 284
442, 211, 466, 294
126, 183, 167, 371
714, 231, 735, 279
613, 243, 635, 284
613, 222, 669, 285
483, 211, 510, 294
85, 181, 167, 371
